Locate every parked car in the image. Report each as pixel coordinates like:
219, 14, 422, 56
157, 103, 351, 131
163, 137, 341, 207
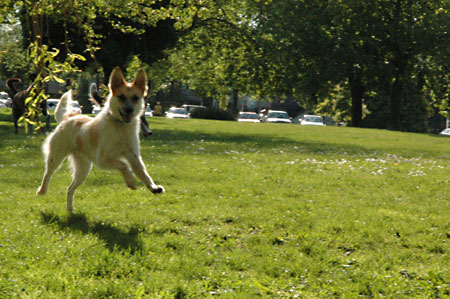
48, 99, 81, 113
237, 112, 261, 123
262, 110, 292, 124
0, 91, 9, 99
0, 98, 10, 108
300, 115, 325, 126
0, 92, 12, 107
47, 99, 60, 110
144, 106, 153, 117
182, 104, 205, 114
166, 107, 189, 119
71, 101, 82, 114
92, 105, 101, 114
439, 128, 450, 136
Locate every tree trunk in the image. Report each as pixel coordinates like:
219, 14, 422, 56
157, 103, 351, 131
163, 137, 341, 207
348, 72, 365, 127
390, 76, 402, 130
390, 53, 407, 131
231, 89, 239, 116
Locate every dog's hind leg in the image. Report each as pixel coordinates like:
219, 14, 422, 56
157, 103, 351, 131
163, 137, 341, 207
66, 154, 92, 212
36, 148, 67, 196
12, 106, 20, 134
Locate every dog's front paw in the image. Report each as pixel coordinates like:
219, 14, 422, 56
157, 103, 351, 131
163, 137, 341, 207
36, 186, 47, 195
151, 185, 165, 194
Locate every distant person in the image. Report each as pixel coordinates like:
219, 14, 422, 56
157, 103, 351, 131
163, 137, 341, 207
154, 102, 163, 116
140, 100, 152, 137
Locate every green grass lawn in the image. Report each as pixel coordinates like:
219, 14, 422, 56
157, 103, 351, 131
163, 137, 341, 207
0, 107, 449, 298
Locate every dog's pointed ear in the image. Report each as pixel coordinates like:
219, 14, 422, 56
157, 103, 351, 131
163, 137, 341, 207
132, 69, 148, 97
109, 67, 126, 95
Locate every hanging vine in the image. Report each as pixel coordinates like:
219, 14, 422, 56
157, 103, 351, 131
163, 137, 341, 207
19, 0, 87, 132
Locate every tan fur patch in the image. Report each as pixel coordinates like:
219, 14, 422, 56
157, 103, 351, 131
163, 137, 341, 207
63, 112, 81, 120
88, 118, 100, 150
111, 85, 127, 97
111, 84, 145, 99
73, 116, 93, 153
73, 116, 90, 125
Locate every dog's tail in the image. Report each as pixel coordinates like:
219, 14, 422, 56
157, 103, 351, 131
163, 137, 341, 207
6, 78, 21, 98
89, 83, 105, 107
55, 90, 73, 123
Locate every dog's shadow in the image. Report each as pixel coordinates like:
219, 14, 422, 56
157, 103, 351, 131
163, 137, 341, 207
40, 211, 143, 254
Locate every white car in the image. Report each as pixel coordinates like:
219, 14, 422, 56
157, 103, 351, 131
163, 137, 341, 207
439, 128, 450, 136
263, 110, 291, 124
71, 101, 82, 114
47, 99, 60, 110
182, 104, 205, 113
48, 99, 82, 113
301, 115, 325, 126
0, 92, 11, 107
144, 106, 153, 117
0, 91, 9, 99
92, 105, 101, 114
166, 107, 189, 119
237, 112, 260, 123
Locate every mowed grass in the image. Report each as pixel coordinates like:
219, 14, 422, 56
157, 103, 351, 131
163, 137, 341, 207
0, 107, 449, 298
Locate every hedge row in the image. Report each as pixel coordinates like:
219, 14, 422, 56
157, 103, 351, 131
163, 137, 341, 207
189, 108, 235, 121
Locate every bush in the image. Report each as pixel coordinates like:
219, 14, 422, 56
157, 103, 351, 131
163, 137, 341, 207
190, 108, 235, 121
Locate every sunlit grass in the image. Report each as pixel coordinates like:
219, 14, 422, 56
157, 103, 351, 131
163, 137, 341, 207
0, 108, 449, 298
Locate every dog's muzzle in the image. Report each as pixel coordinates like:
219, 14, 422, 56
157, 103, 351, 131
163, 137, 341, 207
119, 107, 134, 123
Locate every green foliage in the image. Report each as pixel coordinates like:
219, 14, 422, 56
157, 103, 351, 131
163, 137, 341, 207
1, 0, 186, 130
165, 0, 262, 106
315, 83, 353, 124
0, 22, 33, 84
248, 0, 450, 131
23, 41, 84, 131
1, 0, 449, 133
0, 109, 449, 297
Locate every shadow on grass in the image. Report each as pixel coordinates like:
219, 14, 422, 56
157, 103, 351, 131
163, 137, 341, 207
150, 128, 366, 155
148, 127, 447, 159
1, 107, 445, 159
40, 211, 143, 254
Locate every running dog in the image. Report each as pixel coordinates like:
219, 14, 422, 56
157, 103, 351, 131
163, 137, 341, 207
6, 76, 50, 134
36, 67, 164, 212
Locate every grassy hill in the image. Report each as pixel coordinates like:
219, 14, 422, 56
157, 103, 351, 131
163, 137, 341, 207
0, 108, 449, 298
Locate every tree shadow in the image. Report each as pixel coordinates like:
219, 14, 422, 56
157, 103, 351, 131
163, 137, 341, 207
40, 211, 143, 254
149, 127, 445, 159
151, 128, 367, 155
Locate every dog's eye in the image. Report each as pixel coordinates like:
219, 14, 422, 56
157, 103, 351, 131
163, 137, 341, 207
132, 96, 139, 102
119, 95, 127, 102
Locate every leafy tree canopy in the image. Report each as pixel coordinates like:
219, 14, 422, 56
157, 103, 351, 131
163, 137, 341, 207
0, 0, 449, 132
